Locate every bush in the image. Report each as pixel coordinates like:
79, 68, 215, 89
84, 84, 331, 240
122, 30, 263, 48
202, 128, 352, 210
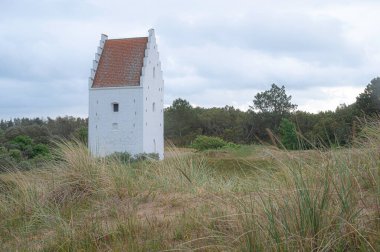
279, 118, 298, 150
191, 135, 228, 151
32, 143, 51, 158
10, 135, 33, 151
0, 146, 6, 154
133, 152, 159, 161
9, 149, 22, 162
107, 152, 132, 163
0, 154, 15, 172
18, 161, 32, 171
106, 152, 159, 164
223, 142, 241, 150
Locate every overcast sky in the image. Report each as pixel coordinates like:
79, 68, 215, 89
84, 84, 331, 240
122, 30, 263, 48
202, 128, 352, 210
0, 0, 379, 119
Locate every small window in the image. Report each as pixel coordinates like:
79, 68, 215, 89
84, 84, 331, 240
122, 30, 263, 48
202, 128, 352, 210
112, 123, 118, 130
153, 67, 156, 78
113, 103, 119, 112
152, 102, 156, 112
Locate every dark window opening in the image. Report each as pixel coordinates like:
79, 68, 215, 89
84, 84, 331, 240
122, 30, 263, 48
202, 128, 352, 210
113, 103, 119, 112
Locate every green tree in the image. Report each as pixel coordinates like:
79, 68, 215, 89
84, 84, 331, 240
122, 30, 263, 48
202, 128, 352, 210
249, 84, 297, 134
251, 84, 297, 115
279, 118, 298, 150
164, 98, 200, 145
356, 77, 380, 115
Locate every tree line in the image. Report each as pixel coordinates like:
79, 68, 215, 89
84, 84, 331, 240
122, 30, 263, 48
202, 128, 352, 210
0, 77, 379, 166
165, 77, 380, 147
0, 116, 87, 170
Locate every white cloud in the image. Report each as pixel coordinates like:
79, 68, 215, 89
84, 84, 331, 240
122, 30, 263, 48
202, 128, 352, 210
0, 0, 378, 118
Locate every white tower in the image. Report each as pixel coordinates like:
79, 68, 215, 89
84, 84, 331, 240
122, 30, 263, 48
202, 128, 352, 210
88, 29, 164, 159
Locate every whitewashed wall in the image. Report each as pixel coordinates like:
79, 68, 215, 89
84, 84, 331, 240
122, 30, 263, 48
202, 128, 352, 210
141, 29, 164, 159
88, 87, 143, 157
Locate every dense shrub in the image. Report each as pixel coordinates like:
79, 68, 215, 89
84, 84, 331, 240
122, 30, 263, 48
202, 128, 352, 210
32, 144, 51, 158
279, 118, 299, 150
10, 135, 33, 151
191, 135, 228, 151
223, 142, 241, 150
107, 152, 159, 164
9, 149, 22, 162
133, 152, 159, 161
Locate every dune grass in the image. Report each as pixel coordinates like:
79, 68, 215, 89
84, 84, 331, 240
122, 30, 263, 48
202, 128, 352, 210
0, 123, 379, 251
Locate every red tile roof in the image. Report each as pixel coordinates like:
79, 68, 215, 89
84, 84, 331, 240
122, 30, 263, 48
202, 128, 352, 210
92, 37, 148, 88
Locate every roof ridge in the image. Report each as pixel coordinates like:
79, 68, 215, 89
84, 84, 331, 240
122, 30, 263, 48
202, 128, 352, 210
107, 36, 148, 41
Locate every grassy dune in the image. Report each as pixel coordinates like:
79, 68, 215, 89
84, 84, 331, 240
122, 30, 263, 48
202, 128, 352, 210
0, 123, 379, 251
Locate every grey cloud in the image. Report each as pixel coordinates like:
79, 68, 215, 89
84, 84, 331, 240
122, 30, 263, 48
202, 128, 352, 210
0, 0, 99, 21
0, 0, 379, 118
158, 13, 362, 67
0, 78, 88, 118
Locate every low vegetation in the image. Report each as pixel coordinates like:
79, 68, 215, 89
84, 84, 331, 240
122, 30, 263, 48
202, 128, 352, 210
191, 135, 240, 151
0, 121, 379, 251
0, 116, 87, 170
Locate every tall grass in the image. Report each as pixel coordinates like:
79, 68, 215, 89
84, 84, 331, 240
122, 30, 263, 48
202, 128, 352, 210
205, 121, 380, 251
0, 123, 379, 251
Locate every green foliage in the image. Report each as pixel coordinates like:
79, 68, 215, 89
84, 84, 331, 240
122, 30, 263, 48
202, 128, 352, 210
107, 152, 159, 164
73, 126, 88, 144
32, 144, 50, 158
11, 135, 33, 150
9, 149, 22, 162
0, 117, 86, 172
0, 133, 51, 171
223, 142, 241, 149
356, 77, 380, 115
191, 135, 228, 151
251, 83, 297, 115
0, 146, 6, 154
0, 129, 4, 143
133, 152, 159, 161
279, 118, 298, 150
165, 98, 200, 145
248, 83, 298, 137
107, 152, 132, 163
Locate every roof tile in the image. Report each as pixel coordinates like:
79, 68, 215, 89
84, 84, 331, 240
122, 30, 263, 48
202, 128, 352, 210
92, 37, 148, 88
